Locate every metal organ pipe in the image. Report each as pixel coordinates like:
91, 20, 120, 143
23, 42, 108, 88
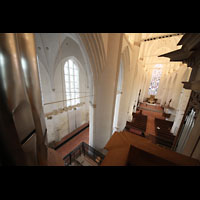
0, 33, 48, 165
176, 109, 195, 153
16, 33, 48, 165
0, 33, 37, 165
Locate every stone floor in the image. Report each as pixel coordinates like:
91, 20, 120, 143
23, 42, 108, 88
56, 127, 89, 159
139, 103, 165, 136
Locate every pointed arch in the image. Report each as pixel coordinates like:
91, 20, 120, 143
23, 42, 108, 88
79, 33, 106, 79
121, 46, 131, 72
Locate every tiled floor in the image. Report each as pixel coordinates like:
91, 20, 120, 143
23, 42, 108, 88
139, 103, 165, 136
54, 123, 89, 148
56, 127, 89, 159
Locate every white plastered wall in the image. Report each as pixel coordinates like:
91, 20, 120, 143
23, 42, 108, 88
36, 34, 90, 144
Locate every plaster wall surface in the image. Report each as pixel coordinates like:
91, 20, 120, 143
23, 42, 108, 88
36, 34, 89, 144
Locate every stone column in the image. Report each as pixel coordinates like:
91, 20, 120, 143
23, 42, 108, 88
91, 34, 123, 150
127, 35, 142, 119
116, 37, 143, 131
160, 74, 171, 106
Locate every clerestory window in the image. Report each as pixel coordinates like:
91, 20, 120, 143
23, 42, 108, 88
64, 59, 80, 107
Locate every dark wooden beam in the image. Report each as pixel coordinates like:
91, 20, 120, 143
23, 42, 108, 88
178, 33, 200, 52
158, 49, 193, 62
190, 80, 200, 92
182, 81, 191, 90
158, 33, 200, 65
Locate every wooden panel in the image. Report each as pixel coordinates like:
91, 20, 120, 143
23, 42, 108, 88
47, 148, 64, 166
102, 131, 200, 166
126, 113, 147, 132
101, 146, 130, 166
127, 145, 176, 166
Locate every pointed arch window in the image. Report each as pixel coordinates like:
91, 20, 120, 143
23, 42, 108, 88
148, 64, 163, 96
64, 59, 80, 107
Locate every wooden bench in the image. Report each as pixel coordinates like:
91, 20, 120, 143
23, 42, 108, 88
125, 112, 147, 137
154, 118, 175, 148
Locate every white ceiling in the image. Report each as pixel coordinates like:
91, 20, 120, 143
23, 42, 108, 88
125, 33, 184, 71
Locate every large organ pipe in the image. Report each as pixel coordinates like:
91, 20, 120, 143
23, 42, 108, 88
176, 109, 195, 153
16, 33, 48, 165
180, 110, 195, 152
0, 33, 37, 165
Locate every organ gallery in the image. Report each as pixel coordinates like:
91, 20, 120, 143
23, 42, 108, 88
0, 33, 200, 166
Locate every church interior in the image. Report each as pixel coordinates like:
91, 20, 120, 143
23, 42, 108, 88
0, 33, 200, 166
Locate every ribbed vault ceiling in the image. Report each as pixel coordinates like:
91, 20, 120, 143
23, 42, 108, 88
126, 33, 184, 72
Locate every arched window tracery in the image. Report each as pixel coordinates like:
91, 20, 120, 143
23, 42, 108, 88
148, 64, 163, 96
64, 59, 80, 107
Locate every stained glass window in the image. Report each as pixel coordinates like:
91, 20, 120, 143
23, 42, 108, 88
148, 64, 163, 95
64, 59, 80, 106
